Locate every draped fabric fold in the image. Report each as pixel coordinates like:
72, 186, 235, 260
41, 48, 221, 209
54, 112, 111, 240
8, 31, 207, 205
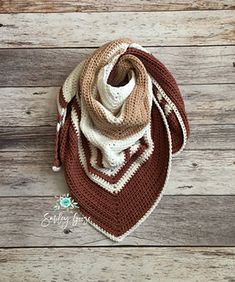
52, 39, 190, 241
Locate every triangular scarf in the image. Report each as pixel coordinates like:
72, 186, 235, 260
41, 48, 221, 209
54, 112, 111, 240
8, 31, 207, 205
52, 39, 190, 241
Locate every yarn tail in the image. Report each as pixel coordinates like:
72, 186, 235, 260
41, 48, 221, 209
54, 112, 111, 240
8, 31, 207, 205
52, 88, 68, 172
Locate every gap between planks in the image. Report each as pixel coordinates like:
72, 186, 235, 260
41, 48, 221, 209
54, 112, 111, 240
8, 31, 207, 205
1, 0, 235, 13
1, 44, 235, 49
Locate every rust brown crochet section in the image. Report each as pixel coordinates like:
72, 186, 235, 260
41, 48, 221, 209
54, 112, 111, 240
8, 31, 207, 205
61, 104, 169, 237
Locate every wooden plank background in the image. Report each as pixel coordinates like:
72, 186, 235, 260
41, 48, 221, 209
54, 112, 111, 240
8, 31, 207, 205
0, 196, 234, 246
1, 11, 235, 48
1, 248, 234, 282
1, 47, 234, 86
0, 1, 234, 281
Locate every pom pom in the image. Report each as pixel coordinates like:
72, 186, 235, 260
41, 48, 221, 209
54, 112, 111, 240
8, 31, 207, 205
52, 166, 61, 172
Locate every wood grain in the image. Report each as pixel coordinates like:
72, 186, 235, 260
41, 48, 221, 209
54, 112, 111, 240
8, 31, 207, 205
1, 0, 235, 13
0, 247, 235, 282
0, 0, 234, 274
1, 46, 234, 86
0, 196, 234, 246
1, 124, 234, 152
0, 85, 234, 127
0, 150, 234, 196
0, 11, 235, 48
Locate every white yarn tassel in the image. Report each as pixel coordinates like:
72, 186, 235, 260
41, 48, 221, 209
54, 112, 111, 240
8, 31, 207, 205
52, 166, 61, 172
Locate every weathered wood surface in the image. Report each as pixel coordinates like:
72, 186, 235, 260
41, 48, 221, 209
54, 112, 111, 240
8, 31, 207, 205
0, 85, 234, 127
1, 0, 235, 13
0, 151, 234, 196
1, 124, 234, 152
0, 196, 234, 246
0, 2, 233, 278
1, 11, 235, 48
0, 247, 234, 282
184, 84, 235, 125
0, 87, 57, 127
1, 46, 234, 86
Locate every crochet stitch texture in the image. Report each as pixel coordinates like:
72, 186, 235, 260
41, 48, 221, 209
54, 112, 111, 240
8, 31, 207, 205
53, 38, 190, 241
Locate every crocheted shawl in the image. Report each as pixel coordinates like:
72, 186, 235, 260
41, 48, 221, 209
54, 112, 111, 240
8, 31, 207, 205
53, 38, 190, 241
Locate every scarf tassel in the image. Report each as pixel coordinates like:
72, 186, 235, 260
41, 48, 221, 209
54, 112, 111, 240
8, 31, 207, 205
52, 89, 68, 172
